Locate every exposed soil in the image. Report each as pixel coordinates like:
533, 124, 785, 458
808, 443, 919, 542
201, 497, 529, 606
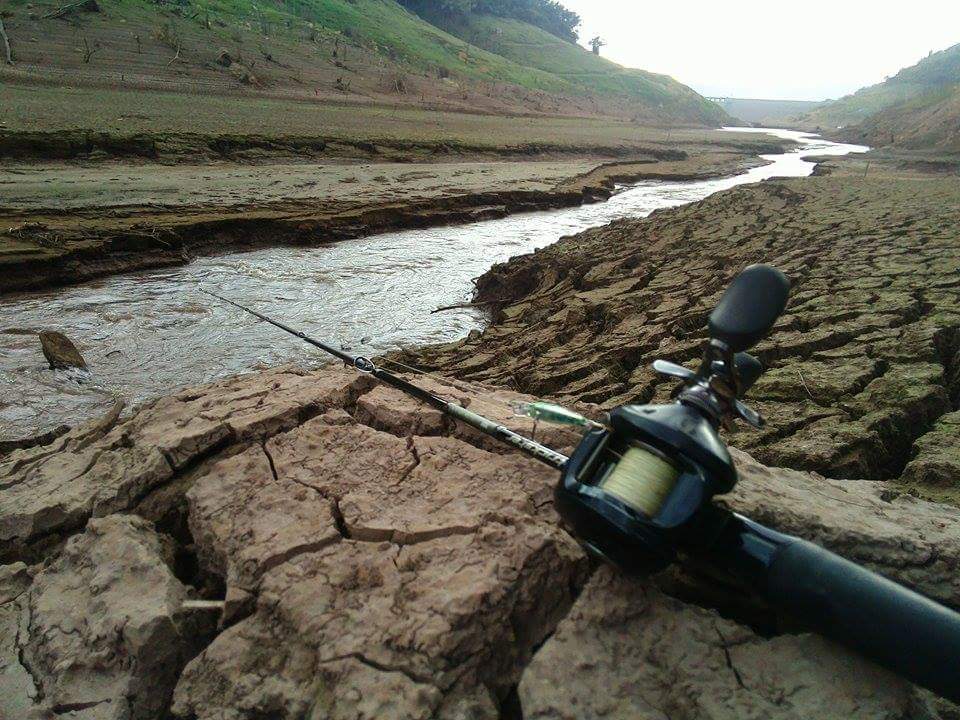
400, 153, 960, 506
0, 146, 772, 295
2, 366, 958, 718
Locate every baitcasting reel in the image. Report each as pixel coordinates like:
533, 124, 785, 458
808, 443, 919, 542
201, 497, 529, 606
555, 264, 789, 574
555, 265, 960, 703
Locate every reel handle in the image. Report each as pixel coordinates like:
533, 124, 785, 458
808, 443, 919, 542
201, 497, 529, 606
709, 265, 790, 352
768, 538, 960, 702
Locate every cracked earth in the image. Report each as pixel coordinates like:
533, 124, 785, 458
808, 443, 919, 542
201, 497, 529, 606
1, 364, 958, 718
2, 159, 960, 718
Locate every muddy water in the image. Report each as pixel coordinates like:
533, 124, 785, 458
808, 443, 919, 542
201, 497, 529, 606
0, 130, 867, 442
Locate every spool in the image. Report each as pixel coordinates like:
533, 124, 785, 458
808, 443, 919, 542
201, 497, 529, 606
600, 444, 680, 517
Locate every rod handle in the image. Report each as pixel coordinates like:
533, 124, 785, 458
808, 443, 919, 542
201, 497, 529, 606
768, 539, 960, 703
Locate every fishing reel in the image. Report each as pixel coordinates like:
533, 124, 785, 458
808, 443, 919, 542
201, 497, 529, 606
555, 265, 790, 574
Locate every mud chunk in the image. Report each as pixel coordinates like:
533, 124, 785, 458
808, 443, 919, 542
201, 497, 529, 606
38, 329, 86, 370
0, 515, 207, 719
898, 411, 960, 504
519, 567, 924, 720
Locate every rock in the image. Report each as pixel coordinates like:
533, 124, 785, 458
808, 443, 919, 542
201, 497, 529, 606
519, 567, 928, 720
38, 329, 87, 370
898, 410, 960, 505
216, 49, 232, 67
0, 515, 208, 719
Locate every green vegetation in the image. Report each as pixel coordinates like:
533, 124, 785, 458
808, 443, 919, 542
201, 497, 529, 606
0, 0, 727, 126
399, 0, 580, 42
801, 43, 960, 129
137, 0, 572, 93
417, 12, 728, 123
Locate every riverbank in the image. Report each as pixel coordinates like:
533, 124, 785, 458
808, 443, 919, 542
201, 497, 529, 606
400, 151, 960, 506
0, 130, 854, 448
3, 142, 959, 719
0, 137, 780, 295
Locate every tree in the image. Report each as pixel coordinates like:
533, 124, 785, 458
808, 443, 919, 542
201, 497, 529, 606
589, 36, 605, 55
398, 0, 581, 43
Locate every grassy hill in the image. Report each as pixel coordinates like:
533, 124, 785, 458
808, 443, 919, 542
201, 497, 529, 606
800, 43, 960, 130
842, 85, 960, 154
416, 11, 728, 124
0, 0, 729, 127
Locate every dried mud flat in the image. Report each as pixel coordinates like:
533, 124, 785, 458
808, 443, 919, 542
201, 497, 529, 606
2, 366, 959, 719
0, 138, 776, 295
406, 156, 960, 506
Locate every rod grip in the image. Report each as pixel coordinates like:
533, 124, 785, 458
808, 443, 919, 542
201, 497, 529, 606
768, 539, 960, 702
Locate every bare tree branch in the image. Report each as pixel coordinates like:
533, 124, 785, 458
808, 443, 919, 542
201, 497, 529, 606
0, 18, 12, 65
166, 40, 182, 66
81, 36, 101, 64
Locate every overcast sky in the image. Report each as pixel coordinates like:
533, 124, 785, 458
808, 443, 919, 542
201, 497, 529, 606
560, 0, 960, 101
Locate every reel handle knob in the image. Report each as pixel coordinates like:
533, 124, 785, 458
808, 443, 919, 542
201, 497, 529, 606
652, 359, 698, 382
733, 352, 763, 397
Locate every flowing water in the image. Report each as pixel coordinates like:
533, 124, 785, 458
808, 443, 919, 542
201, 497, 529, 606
0, 129, 867, 442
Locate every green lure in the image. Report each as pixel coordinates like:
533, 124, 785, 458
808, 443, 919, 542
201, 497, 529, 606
512, 401, 595, 427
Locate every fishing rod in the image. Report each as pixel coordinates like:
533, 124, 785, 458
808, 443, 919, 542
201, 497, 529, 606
203, 266, 960, 703
200, 289, 569, 469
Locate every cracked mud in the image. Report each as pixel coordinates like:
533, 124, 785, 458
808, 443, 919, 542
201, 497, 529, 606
406, 164, 960, 507
1, 362, 958, 718
2, 157, 960, 718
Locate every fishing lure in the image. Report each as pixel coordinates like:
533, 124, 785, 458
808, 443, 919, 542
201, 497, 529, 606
511, 401, 598, 428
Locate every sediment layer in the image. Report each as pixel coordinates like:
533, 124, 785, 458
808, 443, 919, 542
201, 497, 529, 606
0, 149, 770, 296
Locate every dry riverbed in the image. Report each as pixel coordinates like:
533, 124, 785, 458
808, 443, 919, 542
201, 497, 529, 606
2, 143, 960, 719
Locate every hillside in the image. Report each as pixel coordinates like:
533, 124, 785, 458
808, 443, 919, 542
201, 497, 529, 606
841, 85, 960, 154
0, 0, 729, 126
403, 9, 728, 125
800, 43, 960, 130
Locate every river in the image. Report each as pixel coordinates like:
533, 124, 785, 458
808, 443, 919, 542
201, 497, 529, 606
0, 129, 867, 443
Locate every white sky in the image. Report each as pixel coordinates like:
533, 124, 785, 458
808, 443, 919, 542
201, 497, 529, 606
560, 0, 960, 101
